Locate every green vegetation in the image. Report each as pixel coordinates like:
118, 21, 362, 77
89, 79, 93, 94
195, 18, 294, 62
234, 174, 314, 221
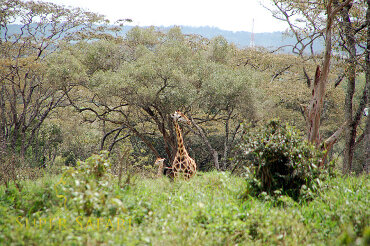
1, 1, 369, 245
0, 168, 369, 245
0, 1, 348, 173
236, 119, 325, 201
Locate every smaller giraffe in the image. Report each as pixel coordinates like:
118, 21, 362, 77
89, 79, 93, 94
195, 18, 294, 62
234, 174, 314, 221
154, 157, 166, 178
171, 111, 197, 180
154, 157, 174, 179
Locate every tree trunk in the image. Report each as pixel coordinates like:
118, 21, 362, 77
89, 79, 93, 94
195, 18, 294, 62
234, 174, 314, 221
0, 85, 6, 150
307, 66, 324, 147
0, 121, 5, 158
339, 3, 357, 174
365, 0, 370, 174
366, 114, 370, 174
222, 111, 231, 170
306, 0, 337, 146
306, 0, 352, 166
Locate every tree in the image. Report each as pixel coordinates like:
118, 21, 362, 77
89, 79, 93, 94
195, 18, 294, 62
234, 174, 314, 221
61, 27, 257, 170
198, 62, 255, 170
267, 0, 368, 171
0, 0, 109, 162
333, 0, 368, 173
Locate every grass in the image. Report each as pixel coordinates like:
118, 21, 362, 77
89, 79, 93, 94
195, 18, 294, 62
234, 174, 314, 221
0, 171, 369, 245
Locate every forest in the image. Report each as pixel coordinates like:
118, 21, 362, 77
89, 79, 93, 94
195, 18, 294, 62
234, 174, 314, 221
0, 0, 369, 245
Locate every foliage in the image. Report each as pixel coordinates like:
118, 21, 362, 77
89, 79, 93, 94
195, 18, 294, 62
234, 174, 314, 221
0, 0, 111, 163
59, 26, 258, 169
236, 119, 325, 201
47, 107, 102, 166
0, 1, 357, 173
56, 151, 125, 216
1, 1, 368, 242
305, 175, 370, 245
266, 0, 366, 56
267, 0, 369, 175
0, 171, 369, 245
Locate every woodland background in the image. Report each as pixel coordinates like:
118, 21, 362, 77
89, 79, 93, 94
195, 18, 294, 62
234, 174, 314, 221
0, 0, 369, 245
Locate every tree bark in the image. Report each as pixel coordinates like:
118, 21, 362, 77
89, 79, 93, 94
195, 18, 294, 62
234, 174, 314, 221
306, 0, 352, 166
306, 0, 338, 146
366, 113, 370, 174
222, 109, 233, 170
307, 65, 324, 147
365, 0, 370, 174
339, 3, 357, 174
321, 121, 347, 164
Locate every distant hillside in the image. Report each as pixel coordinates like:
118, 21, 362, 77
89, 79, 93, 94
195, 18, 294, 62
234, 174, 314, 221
164, 26, 297, 50
2, 24, 324, 53
161, 26, 324, 53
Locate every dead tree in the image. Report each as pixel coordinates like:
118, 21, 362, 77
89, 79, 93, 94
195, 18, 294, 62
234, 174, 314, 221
305, 0, 352, 165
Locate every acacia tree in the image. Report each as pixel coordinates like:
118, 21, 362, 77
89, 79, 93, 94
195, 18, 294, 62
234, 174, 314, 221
61, 27, 257, 170
0, 0, 109, 162
66, 27, 203, 162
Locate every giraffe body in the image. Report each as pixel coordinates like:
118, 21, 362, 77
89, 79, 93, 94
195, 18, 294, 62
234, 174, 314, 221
171, 111, 197, 180
172, 150, 196, 179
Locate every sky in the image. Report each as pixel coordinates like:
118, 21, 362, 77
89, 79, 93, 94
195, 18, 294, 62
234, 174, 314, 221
38, 0, 288, 33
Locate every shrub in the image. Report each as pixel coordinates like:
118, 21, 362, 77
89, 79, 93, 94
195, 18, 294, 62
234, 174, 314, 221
62, 151, 77, 166
236, 119, 324, 201
56, 151, 125, 216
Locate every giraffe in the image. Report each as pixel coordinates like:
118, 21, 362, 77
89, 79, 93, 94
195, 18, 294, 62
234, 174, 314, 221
154, 157, 174, 179
154, 157, 165, 178
170, 110, 197, 180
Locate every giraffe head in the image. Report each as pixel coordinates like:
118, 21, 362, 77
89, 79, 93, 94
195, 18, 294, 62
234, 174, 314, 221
154, 157, 165, 166
171, 110, 191, 125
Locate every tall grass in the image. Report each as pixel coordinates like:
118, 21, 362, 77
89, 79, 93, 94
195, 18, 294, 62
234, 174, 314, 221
0, 171, 369, 245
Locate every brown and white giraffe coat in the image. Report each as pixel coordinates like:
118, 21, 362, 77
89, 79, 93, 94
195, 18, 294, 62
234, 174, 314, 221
171, 111, 197, 179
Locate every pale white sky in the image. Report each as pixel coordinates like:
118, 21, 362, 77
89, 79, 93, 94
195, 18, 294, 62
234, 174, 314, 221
39, 0, 288, 33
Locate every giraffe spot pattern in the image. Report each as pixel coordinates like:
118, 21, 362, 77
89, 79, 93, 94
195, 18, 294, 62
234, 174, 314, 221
171, 111, 197, 180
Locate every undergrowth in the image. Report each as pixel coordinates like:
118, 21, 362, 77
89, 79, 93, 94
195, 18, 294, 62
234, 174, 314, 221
236, 119, 327, 202
0, 166, 369, 245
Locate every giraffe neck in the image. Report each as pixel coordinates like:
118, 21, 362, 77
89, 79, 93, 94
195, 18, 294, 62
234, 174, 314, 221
173, 120, 187, 156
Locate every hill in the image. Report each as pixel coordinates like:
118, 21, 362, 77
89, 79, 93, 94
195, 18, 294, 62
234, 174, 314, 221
120, 25, 324, 53
3, 24, 324, 53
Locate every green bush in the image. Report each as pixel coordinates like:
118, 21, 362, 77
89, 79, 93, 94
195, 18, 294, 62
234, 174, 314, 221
56, 151, 125, 216
237, 119, 324, 201
62, 151, 77, 166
